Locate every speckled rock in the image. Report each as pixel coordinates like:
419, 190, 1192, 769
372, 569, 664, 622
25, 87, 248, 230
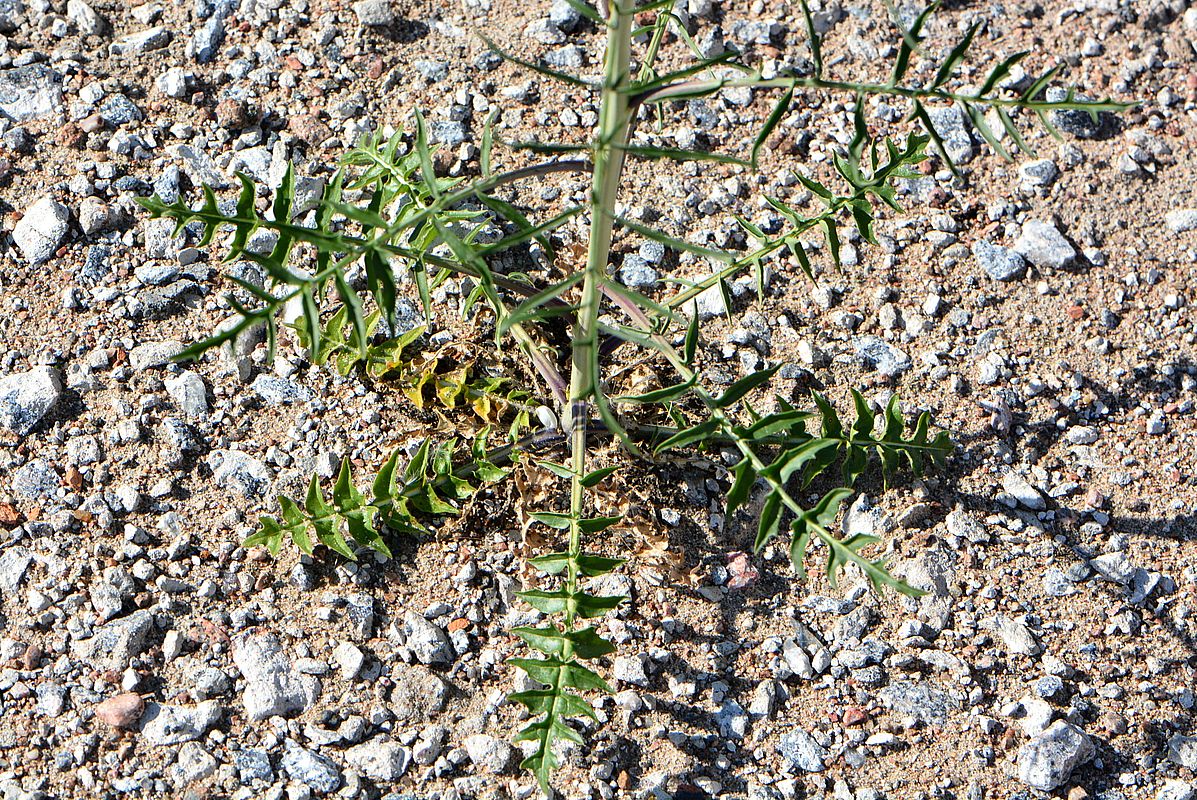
0, 367, 62, 435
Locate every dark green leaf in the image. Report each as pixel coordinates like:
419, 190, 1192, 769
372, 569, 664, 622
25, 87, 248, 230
933, 22, 979, 88
752, 85, 794, 170
616, 375, 696, 405
714, 365, 780, 408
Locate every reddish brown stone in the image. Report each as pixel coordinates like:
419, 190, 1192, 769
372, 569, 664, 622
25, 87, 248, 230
95, 693, 145, 729
0, 503, 22, 529
56, 122, 86, 149
288, 114, 333, 146
843, 707, 869, 726
65, 467, 83, 491
215, 98, 251, 130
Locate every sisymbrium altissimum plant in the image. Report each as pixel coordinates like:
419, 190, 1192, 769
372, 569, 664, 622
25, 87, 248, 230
139, 0, 1128, 791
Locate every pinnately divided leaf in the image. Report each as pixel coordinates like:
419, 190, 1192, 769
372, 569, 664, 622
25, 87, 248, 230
244, 437, 512, 560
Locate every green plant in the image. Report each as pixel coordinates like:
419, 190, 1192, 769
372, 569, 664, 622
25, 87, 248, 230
139, 0, 1127, 792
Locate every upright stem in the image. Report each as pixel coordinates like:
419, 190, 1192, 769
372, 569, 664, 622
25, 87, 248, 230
564, 0, 634, 631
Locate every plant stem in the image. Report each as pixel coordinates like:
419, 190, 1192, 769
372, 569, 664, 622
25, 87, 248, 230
564, 0, 635, 639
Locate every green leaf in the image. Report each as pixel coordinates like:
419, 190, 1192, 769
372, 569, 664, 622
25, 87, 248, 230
745, 408, 813, 439
509, 689, 598, 721
911, 100, 961, 177
530, 512, 573, 530
560, 0, 604, 25
752, 85, 794, 170
932, 22, 979, 89
479, 33, 596, 87
535, 460, 577, 480
726, 458, 755, 517
480, 108, 498, 178
512, 626, 617, 659
578, 515, 622, 533
683, 310, 700, 366
508, 651, 608, 795
411, 108, 441, 201
979, 50, 1029, 95
616, 375, 696, 405
498, 271, 586, 336
655, 418, 719, 453
718, 277, 734, 324
530, 552, 625, 577
615, 215, 736, 263
580, 466, 619, 487
1021, 62, 1063, 103
799, 0, 823, 77
822, 217, 842, 269
617, 143, 750, 167
754, 490, 783, 551
889, 1, 935, 86
477, 204, 583, 260
996, 106, 1035, 157
573, 592, 626, 620
714, 365, 780, 408
767, 437, 840, 486
964, 103, 1011, 161
517, 590, 572, 616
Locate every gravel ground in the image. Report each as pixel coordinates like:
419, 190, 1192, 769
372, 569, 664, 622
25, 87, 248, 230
1, 0, 1196, 799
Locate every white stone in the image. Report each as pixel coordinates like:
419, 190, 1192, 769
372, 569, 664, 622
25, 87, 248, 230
1165, 209, 1197, 234
463, 734, 516, 773
352, 0, 395, 26
138, 700, 222, 745
1002, 471, 1046, 511
994, 614, 1041, 657
232, 632, 321, 721
333, 642, 366, 680
1014, 220, 1076, 270
1017, 721, 1094, 791
0, 65, 64, 122
165, 371, 208, 417
66, 0, 104, 34
344, 739, 411, 781
156, 67, 191, 99
13, 197, 71, 264
0, 367, 62, 435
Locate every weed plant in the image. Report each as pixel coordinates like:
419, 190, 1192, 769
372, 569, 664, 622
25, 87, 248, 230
140, 1, 1126, 792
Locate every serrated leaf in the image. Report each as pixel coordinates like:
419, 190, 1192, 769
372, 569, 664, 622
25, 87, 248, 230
512, 626, 617, 660
509, 689, 598, 721
509, 661, 612, 689
745, 408, 813, 439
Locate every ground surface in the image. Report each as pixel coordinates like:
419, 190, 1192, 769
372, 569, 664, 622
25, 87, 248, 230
0, 0, 1195, 799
